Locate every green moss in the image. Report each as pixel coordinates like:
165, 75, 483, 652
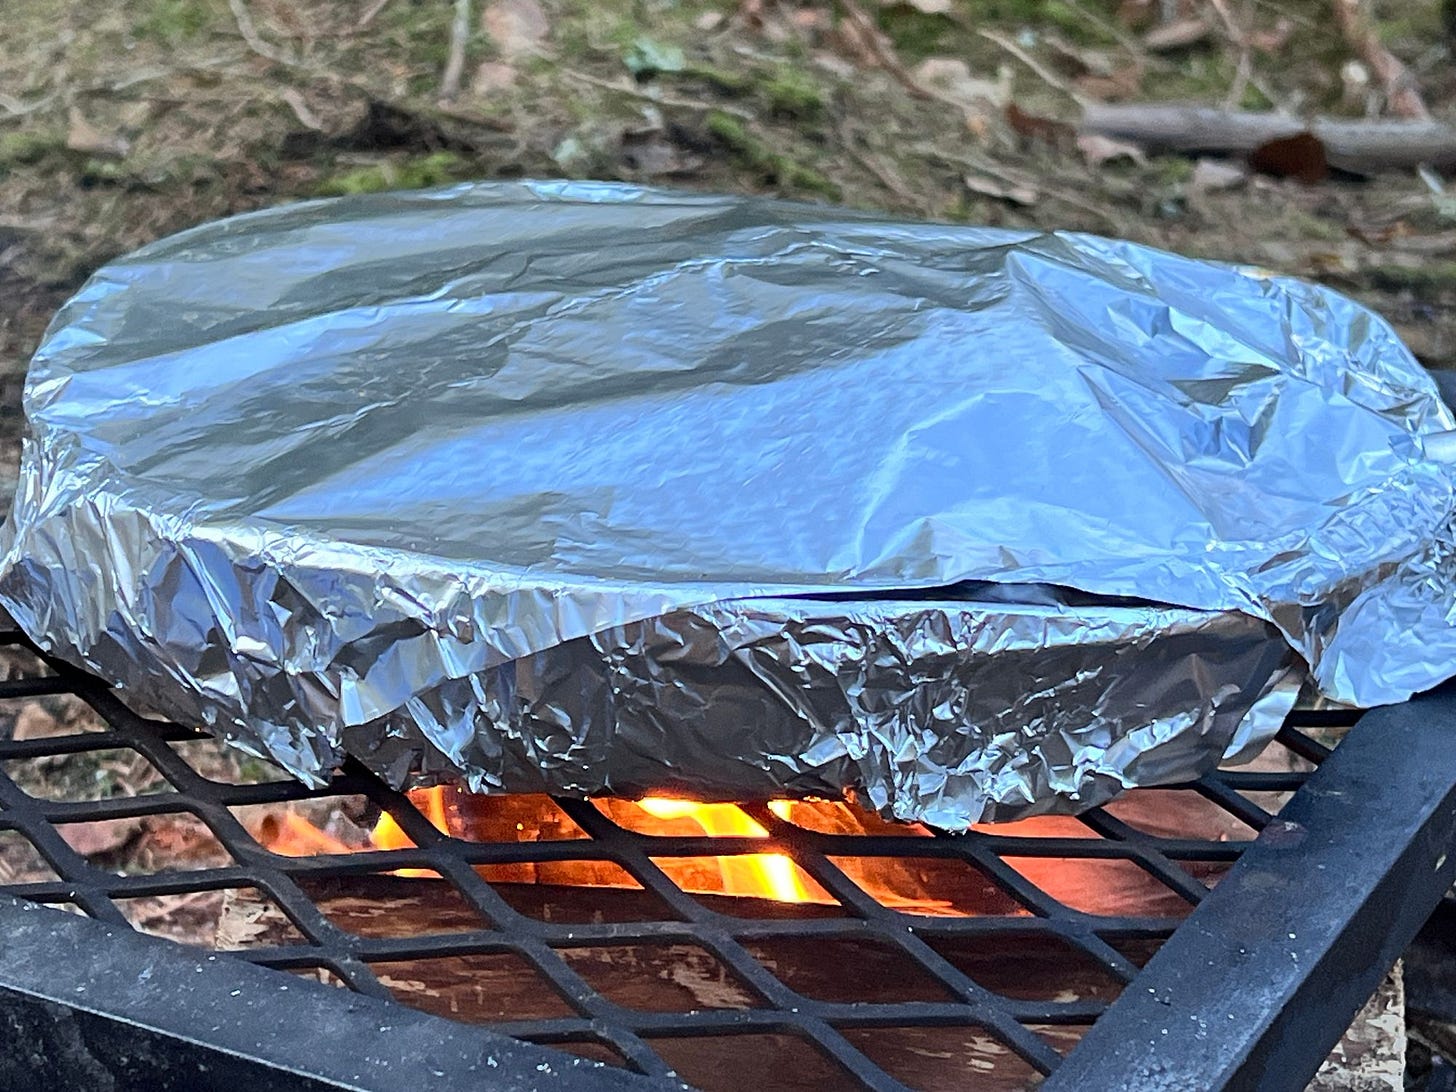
706, 110, 838, 199
315, 151, 469, 197
1150, 156, 1194, 186
874, 6, 953, 62
763, 68, 825, 120
135, 0, 213, 44
679, 64, 754, 96
0, 130, 66, 168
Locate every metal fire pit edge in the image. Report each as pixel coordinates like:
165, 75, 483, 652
0, 894, 680, 1092
1, 684, 1454, 1090
1046, 680, 1456, 1092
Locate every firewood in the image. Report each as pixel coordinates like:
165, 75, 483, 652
1079, 102, 1456, 172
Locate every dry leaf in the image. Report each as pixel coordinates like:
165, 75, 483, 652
482, 0, 548, 60
695, 10, 724, 31
1248, 16, 1294, 53
1044, 34, 1115, 78
1248, 131, 1328, 184
1143, 16, 1211, 51
66, 107, 129, 159
58, 817, 144, 858
12, 704, 61, 740
1190, 157, 1249, 193
964, 172, 1038, 206
895, 0, 953, 12
473, 60, 518, 94
1006, 103, 1075, 145
1077, 132, 1146, 166
912, 57, 1010, 113
620, 127, 703, 178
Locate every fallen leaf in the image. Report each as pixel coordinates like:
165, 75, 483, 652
620, 126, 704, 177
12, 704, 61, 740
1142, 16, 1211, 51
1075, 68, 1145, 100
912, 57, 1011, 113
624, 36, 686, 78
1044, 34, 1115, 77
1006, 103, 1075, 145
482, 0, 548, 60
59, 817, 145, 858
66, 107, 130, 159
1248, 131, 1328, 184
894, 0, 953, 12
964, 172, 1039, 206
695, 10, 724, 31
1248, 16, 1294, 53
1190, 157, 1249, 193
472, 60, 518, 94
1077, 132, 1146, 166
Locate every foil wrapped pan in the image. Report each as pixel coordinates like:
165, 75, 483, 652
1, 180, 1453, 827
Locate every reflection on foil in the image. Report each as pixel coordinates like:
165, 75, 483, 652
0, 181, 1452, 828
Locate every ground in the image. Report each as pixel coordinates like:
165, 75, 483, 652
1, 0, 1454, 500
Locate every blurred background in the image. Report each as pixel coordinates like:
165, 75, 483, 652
0, 0, 1452, 488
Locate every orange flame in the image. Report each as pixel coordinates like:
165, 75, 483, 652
636, 797, 815, 902
257, 789, 973, 912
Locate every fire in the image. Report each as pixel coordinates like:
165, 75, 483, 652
635, 797, 815, 903
256, 789, 982, 913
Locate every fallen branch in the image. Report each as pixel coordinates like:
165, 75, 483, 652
1332, 0, 1427, 119
439, 0, 472, 103
838, 0, 933, 101
978, 27, 1082, 103
1079, 102, 1456, 172
357, 0, 394, 30
561, 69, 755, 119
0, 91, 57, 117
226, 0, 298, 67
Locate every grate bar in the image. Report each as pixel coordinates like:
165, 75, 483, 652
1046, 682, 1456, 1092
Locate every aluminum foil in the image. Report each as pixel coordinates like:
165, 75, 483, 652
1, 180, 1453, 827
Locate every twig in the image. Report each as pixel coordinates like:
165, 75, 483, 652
977, 28, 1084, 104
839, 0, 933, 101
1205, 0, 1252, 108
835, 119, 922, 209
561, 69, 755, 119
226, 0, 298, 66
280, 87, 323, 130
915, 142, 1120, 229
0, 91, 56, 117
439, 0, 471, 103
357, 0, 394, 30
1331, 0, 1428, 119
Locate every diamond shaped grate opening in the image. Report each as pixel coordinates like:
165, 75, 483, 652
0, 628, 1347, 1089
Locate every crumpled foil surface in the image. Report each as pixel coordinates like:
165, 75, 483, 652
2, 180, 1454, 827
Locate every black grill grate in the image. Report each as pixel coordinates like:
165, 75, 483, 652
0, 628, 1350, 1091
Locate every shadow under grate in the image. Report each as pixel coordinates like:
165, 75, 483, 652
0, 630, 1344, 1090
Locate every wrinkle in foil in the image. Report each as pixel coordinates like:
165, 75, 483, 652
0, 180, 1452, 828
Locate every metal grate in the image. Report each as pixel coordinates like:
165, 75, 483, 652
0, 628, 1349, 1090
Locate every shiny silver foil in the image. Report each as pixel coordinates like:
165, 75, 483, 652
1, 180, 1453, 827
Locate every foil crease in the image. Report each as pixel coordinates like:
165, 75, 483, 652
0, 180, 1452, 827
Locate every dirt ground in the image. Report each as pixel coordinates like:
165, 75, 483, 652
1, 0, 1455, 509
